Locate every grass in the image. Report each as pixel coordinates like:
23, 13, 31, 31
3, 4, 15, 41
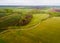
0, 13, 51, 43
0, 9, 60, 43
7, 14, 49, 29
0, 17, 60, 43
16, 17, 60, 43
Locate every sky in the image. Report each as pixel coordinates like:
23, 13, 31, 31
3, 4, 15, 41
0, 0, 60, 6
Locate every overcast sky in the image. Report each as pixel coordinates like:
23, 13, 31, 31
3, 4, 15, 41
0, 0, 60, 6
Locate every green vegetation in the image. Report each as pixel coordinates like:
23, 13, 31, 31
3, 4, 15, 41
0, 7, 60, 43
49, 12, 60, 17
0, 13, 21, 29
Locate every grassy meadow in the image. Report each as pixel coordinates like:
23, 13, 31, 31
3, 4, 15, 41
0, 7, 60, 43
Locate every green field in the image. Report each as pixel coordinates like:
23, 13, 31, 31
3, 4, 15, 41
0, 7, 60, 43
